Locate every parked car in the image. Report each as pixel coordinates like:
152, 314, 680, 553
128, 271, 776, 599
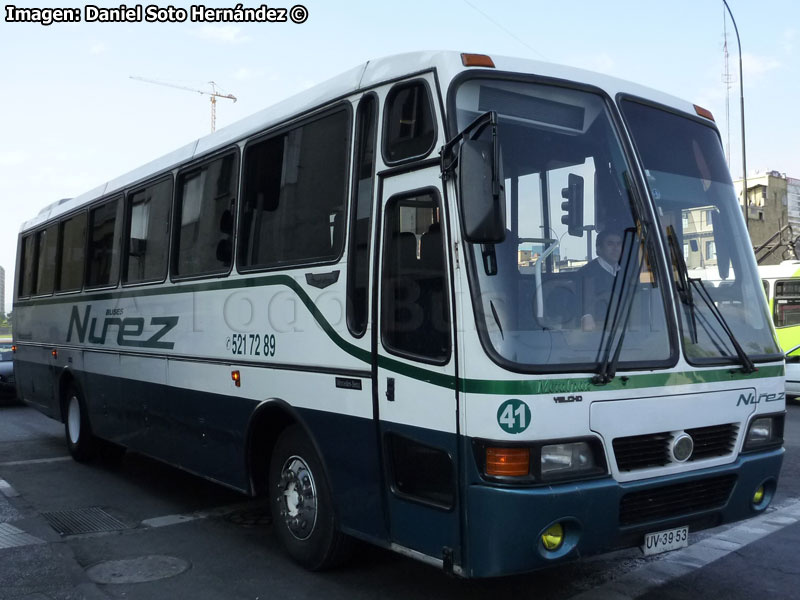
786, 345, 800, 404
0, 343, 18, 403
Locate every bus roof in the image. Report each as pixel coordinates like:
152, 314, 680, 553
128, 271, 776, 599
21, 50, 698, 232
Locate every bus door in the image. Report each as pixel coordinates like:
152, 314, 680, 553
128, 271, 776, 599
375, 171, 461, 567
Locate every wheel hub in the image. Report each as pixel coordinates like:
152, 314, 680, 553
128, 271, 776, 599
276, 455, 317, 540
67, 396, 81, 444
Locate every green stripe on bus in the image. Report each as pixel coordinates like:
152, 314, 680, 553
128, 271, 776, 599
16, 275, 784, 393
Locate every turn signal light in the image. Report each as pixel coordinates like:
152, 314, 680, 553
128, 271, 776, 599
694, 105, 715, 121
486, 447, 529, 476
11, 345, 16, 353
231, 370, 241, 387
461, 53, 495, 68
51, 349, 58, 359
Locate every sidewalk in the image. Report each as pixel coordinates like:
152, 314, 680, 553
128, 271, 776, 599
567, 499, 800, 600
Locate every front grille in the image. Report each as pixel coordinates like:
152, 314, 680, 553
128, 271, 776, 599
686, 423, 739, 460
619, 474, 737, 526
613, 423, 739, 472
613, 432, 671, 471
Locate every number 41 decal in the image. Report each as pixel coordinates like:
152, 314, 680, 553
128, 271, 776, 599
497, 399, 531, 434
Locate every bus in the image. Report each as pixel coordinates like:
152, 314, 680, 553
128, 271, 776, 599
759, 260, 800, 351
12, 52, 785, 578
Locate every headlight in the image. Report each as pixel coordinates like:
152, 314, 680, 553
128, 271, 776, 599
541, 442, 595, 477
476, 438, 606, 483
743, 414, 784, 451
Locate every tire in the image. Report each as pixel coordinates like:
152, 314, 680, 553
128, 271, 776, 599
64, 385, 98, 462
268, 425, 351, 570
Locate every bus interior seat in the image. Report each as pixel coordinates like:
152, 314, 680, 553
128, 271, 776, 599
535, 274, 581, 330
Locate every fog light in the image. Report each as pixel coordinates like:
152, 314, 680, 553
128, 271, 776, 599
541, 523, 564, 551
753, 485, 765, 505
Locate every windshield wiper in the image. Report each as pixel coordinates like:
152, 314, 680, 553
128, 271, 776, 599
666, 226, 756, 374
688, 277, 757, 373
593, 227, 641, 385
666, 225, 698, 343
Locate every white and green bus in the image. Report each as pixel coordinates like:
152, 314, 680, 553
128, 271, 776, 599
12, 52, 785, 578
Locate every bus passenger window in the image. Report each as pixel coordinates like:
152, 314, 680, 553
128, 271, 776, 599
18, 234, 36, 298
34, 224, 59, 295
124, 178, 172, 284
57, 213, 87, 292
383, 81, 436, 164
239, 109, 349, 270
86, 197, 123, 288
381, 192, 450, 363
174, 153, 238, 278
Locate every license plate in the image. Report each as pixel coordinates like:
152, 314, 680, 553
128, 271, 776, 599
641, 526, 689, 556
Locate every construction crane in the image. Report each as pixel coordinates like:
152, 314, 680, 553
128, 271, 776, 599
130, 76, 237, 133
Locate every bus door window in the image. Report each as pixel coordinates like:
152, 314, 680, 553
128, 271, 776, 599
382, 81, 436, 164
380, 192, 450, 362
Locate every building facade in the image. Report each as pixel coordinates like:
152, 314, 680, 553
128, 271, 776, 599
733, 170, 800, 265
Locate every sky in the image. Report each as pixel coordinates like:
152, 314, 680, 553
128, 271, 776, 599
1, 0, 798, 311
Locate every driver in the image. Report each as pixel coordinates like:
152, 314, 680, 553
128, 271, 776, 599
579, 229, 623, 331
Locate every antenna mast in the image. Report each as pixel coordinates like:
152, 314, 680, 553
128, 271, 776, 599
722, 9, 734, 166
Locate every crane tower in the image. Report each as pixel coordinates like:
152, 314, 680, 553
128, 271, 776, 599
130, 76, 237, 132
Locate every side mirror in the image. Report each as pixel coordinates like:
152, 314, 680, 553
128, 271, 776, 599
458, 134, 505, 244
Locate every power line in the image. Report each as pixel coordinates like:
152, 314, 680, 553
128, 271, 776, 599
461, 0, 550, 61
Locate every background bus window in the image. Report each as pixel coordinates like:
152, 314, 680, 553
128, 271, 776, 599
174, 153, 237, 278
57, 212, 87, 292
34, 224, 58, 296
239, 110, 349, 270
774, 280, 800, 327
383, 81, 436, 164
381, 192, 449, 363
124, 178, 172, 284
86, 198, 123, 288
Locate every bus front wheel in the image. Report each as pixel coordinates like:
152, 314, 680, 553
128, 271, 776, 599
64, 385, 98, 462
268, 425, 351, 570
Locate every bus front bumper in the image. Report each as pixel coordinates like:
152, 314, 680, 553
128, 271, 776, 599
462, 449, 783, 578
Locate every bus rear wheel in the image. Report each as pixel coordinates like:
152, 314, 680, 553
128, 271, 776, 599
64, 385, 98, 462
268, 425, 351, 570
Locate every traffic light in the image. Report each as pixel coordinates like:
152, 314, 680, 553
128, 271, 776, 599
561, 173, 585, 237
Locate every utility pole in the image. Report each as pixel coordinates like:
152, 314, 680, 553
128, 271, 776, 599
722, 0, 748, 232
130, 77, 237, 133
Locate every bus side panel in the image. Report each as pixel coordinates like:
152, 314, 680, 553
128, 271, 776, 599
301, 407, 387, 541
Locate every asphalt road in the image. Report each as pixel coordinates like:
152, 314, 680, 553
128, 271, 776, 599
0, 403, 797, 600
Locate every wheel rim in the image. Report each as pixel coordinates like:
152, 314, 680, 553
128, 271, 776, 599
67, 396, 81, 444
276, 455, 318, 540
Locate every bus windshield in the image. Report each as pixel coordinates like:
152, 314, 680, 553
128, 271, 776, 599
454, 78, 672, 372
621, 100, 782, 363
